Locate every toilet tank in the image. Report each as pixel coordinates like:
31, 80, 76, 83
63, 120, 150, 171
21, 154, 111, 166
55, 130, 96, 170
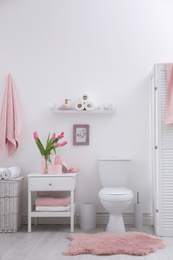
98, 157, 131, 187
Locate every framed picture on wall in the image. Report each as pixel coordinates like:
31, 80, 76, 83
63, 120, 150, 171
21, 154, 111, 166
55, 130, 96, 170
73, 124, 89, 145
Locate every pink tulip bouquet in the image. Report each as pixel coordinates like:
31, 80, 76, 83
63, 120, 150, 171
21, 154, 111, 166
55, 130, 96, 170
33, 131, 67, 167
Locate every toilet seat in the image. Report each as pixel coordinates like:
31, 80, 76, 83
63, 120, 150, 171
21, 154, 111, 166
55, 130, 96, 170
99, 187, 133, 201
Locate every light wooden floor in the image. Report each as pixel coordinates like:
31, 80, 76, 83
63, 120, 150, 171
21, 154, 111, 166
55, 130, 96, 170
0, 224, 172, 260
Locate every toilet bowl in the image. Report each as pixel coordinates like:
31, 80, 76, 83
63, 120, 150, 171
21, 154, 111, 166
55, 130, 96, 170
98, 157, 134, 233
99, 187, 133, 233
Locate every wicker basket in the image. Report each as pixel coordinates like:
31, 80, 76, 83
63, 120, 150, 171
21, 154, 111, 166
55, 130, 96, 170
0, 176, 24, 232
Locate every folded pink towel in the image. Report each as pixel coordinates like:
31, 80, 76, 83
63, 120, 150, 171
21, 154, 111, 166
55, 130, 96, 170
165, 63, 173, 124
0, 74, 21, 156
35, 196, 71, 207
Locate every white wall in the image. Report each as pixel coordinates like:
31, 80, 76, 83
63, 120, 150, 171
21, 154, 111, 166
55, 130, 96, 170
0, 0, 173, 222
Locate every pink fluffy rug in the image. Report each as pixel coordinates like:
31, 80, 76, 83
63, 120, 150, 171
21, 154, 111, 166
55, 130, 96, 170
63, 232, 167, 256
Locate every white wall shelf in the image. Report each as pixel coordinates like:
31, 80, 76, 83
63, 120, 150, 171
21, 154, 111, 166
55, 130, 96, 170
50, 108, 116, 114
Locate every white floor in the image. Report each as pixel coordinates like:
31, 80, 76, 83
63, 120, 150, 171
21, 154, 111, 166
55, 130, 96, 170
0, 224, 173, 260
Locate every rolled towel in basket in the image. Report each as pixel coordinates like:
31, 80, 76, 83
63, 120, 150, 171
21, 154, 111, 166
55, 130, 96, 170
0, 167, 6, 174
2, 166, 21, 180
0, 168, 6, 180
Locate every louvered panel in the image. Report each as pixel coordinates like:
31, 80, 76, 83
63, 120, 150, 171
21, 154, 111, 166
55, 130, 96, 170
160, 67, 173, 231
161, 149, 173, 230
161, 67, 173, 141
151, 64, 173, 236
151, 76, 154, 128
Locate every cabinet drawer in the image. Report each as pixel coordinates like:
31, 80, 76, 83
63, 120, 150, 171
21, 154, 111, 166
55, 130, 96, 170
28, 177, 72, 191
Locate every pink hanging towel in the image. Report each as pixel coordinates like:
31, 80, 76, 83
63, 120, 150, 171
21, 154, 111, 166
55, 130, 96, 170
165, 63, 173, 124
0, 74, 21, 156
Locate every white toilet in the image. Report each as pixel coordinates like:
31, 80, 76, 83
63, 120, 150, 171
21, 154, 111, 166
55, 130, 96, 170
98, 157, 133, 233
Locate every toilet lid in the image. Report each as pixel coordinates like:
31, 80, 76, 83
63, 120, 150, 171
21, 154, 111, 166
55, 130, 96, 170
100, 187, 132, 195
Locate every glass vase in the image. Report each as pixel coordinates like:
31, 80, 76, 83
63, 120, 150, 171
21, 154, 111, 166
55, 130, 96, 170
45, 154, 51, 173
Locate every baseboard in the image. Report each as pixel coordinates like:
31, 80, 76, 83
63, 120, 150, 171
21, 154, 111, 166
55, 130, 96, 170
22, 212, 153, 226
95, 212, 153, 226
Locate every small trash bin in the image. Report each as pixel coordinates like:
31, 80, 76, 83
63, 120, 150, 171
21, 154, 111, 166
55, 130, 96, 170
79, 202, 97, 231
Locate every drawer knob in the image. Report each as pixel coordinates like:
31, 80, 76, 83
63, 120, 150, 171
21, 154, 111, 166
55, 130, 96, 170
49, 183, 52, 186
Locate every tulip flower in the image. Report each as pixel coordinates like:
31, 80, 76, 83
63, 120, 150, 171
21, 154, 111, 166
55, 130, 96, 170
58, 132, 64, 139
60, 141, 67, 147
51, 133, 56, 141
54, 143, 61, 147
33, 131, 39, 140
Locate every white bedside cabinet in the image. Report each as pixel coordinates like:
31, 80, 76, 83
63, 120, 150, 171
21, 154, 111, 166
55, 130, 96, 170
27, 172, 78, 232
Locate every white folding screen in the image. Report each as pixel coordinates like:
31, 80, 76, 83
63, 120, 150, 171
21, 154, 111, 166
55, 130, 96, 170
151, 64, 173, 236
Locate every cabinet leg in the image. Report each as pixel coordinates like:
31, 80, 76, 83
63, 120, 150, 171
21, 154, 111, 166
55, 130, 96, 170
28, 217, 31, 232
71, 215, 74, 232
28, 190, 32, 232
74, 214, 77, 225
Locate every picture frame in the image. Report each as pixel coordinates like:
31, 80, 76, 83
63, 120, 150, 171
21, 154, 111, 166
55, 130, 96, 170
73, 124, 89, 145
